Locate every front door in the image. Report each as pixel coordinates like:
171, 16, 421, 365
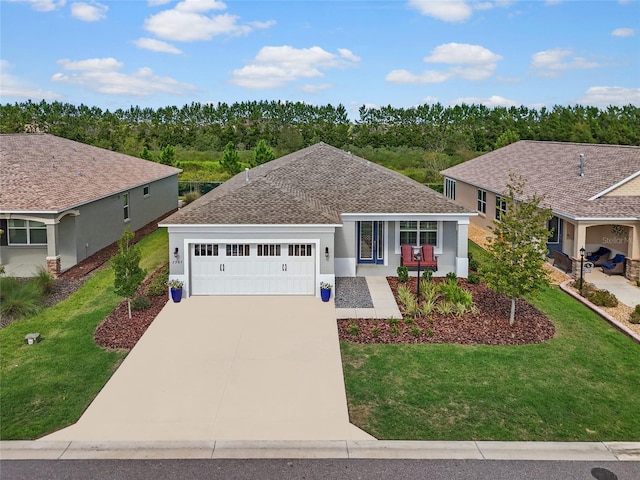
358, 221, 384, 264
547, 216, 563, 256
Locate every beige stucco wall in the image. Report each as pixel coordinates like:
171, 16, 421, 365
604, 175, 640, 196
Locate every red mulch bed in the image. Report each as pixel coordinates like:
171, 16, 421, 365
94, 268, 169, 350
337, 277, 555, 345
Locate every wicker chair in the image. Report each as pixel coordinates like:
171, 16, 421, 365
587, 247, 611, 266
601, 254, 625, 276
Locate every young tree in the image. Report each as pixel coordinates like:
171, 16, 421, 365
221, 141, 242, 175
139, 146, 153, 161
112, 227, 146, 319
254, 139, 275, 166
159, 145, 175, 165
482, 175, 552, 326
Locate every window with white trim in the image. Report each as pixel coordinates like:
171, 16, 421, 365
194, 244, 218, 256
226, 244, 250, 256
399, 221, 437, 246
143, 185, 150, 197
495, 195, 507, 221
123, 192, 130, 221
288, 244, 312, 256
445, 178, 456, 200
8, 219, 47, 245
257, 244, 281, 256
477, 189, 487, 214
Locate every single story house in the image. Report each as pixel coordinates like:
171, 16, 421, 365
160, 142, 474, 298
0, 133, 181, 277
441, 140, 640, 281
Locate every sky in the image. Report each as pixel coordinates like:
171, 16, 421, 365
1, 0, 639, 117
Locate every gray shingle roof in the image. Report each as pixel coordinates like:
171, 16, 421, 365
0, 133, 181, 213
441, 141, 640, 219
164, 142, 471, 225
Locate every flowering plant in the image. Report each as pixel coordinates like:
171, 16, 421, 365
320, 282, 333, 290
167, 279, 184, 290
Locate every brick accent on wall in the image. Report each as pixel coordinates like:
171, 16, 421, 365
46, 256, 61, 278
625, 258, 639, 282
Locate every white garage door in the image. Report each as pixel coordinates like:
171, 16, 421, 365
190, 243, 315, 295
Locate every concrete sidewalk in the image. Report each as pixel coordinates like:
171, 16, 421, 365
2, 440, 639, 460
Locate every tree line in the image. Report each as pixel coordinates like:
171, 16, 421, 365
1, 100, 639, 159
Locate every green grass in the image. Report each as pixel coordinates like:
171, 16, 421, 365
341, 242, 640, 441
0, 229, 169, 440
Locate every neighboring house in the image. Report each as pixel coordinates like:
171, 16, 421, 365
0, 133, 181, 277
160, 142, 474, 298
441, 140, 640, 281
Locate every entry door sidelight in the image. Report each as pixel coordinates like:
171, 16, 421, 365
358, 221, 384, 264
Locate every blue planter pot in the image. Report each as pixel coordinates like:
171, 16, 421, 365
170, 288, 182, 303
320, 288, 331, 302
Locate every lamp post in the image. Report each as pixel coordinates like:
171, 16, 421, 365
579, 246, 585, 296
413, 246, 422, 297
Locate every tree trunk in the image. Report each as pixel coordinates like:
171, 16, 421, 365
509, 298, 516, 326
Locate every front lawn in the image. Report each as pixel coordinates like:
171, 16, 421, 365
0, 229, 168, 440
341, 243, 640, 441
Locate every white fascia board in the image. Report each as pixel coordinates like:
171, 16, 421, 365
340, 213, 476, 222
589, 170, 640, 200
551, 209, 639, 222
160, 224, 340, 234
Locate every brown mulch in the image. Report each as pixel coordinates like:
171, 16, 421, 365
337, 277, 555, 345
94, 268, 169, 350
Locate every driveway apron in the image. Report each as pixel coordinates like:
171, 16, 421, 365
43, 296, 373, 442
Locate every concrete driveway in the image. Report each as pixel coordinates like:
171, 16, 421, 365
43, 296, 373, 442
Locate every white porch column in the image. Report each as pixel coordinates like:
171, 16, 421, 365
456, 219, 469, 278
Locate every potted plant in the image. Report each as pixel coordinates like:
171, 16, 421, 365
168, 279, 184, 303
320, 282, 332, 302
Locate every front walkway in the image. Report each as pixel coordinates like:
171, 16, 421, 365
42, 297, 373, 442
583, 267, 639, 308
335, 277, 402, 320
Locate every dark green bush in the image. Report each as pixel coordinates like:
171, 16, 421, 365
131, 296, 152, 311
469, 258, 480, 272
146, 264, 169, 297
422, 270, 433, 282
630, 305, 640, 324
445, 272, 458, 284
397, 266, 409, 283
467, 273, 480, 284
0, 278, 43, 321
587, 289, 618, 308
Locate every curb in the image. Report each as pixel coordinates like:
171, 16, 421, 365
559, 280, 640, 344
1, 440, 639, 461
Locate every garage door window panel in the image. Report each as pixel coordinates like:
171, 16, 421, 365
227, 244, 250, 256
258, 244, 281, 256
194, 244, 218, 256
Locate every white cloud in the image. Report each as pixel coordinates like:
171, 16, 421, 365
148, 0, 171, 6
579, 86, 640, 107
0, 59, 62, 100
6, 0, 66, 12
231, 46, 360, 89
451, 95, 519, 107
52, 57, 195, 96
387, 43, 501, 84
408, 0, 513, 22
70, 2, 107, 21
144, 0, 273, 42
408, 0, 472, 22
611, 27, 635, 37
133, 37, 183, 54
531, 48, 603, 77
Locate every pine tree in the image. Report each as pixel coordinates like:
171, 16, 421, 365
482, 175, 552, 325
221, 141, 242, 175
254, 139, 275, 166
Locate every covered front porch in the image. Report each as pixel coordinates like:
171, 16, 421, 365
334, 214, 472, 279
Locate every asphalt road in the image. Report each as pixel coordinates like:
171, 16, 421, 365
2, 459, 639, 480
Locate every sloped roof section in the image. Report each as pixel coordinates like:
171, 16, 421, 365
164, 142, 470, 225
0, 133, 181, 213
441, 141, 640, 219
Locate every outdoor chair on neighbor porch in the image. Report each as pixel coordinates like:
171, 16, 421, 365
401, 244, 438, 271
601, 254, 625, 276
586, 247, 611, 266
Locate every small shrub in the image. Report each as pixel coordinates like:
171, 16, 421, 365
436, 301, 454, 315
467, 273, 480, 284
397, 285, 413, 306
454, 302, 471, 317
183, 191, 201, 205
404, 317, 415, 325
404, 295, 420, 317
347, 323, 360, 336
145, 264, 169, 297
371, 327, 380, 337
388, 317, 400, 327
420, 280, 439, 302
422, 270, 433, 282
438, 282, 472, 306
469, 258, 480, 272
397, 266, 409, 283
34, 267, 55, 295
630, 305, 640, 324
391, 326, 401, 335
0, 279, 43, 321
426, 328, 434, 337
421, 299, 436, 316
445, 272, 458, 284
587, 289, 618, 308
410, 326, 422, 337
131, 295, 152, 311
